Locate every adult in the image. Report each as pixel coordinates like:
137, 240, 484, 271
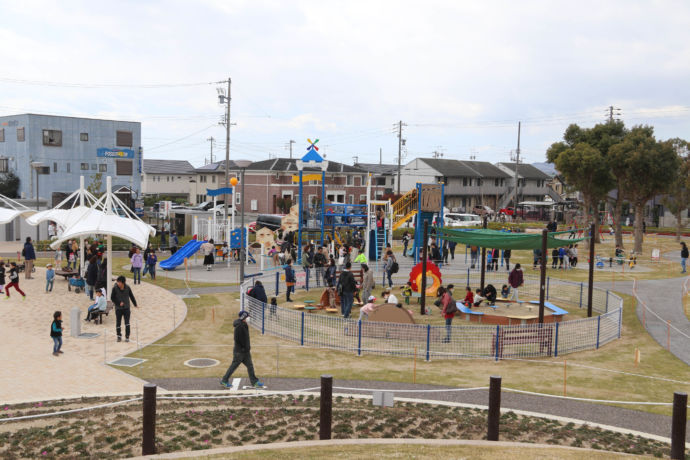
483, 284, 497, 306
143, 243, 153, 277
508, 264, 524, 302
402, 231, 411, 257
384, 249, 396, 288
170, 230, 179, 255
284, 259, 296, 302
23, 237, 36, 279
85, 256, 99, 300
85, 289, 107, 322
431, 244, 442, 266
491, 248, 499, 271
110, 275, 138, 343
324, 258, 337, 287
48, 221, 56, 240
448, 240, 457, 261
337, 261, 357, 318
248, 280, 267, 304
131, 248, 143, 285
95, 258, 108, 293
470, 245, 479, 269
383, 287, 398, 305
503, 249, 512, 271
681, 242, 689, 274
360, 263, 375, 303
201, 239, 215, 271
313, 247, 326, 288
220, 311, 264, 389
439, 285, 457, 343
301, 244, 313, 283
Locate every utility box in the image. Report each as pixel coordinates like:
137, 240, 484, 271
372, 391, 394, 407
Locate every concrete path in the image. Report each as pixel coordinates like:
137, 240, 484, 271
150, 376, 689, 440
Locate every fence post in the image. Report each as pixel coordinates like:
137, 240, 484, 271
671, 391, 687, 460
554, 322, 559, 357
357, 320, 362, 356
306, 268, 309, 292
275, 271, 280, 296
300, 312, 305, 346
596, 315, 601, 349
618, 304, 622, 338
466, 268, 470, 287
605, 290, 609, 312
142, 383, 157, 456
494, 325, 500, 361
319, 375, 333, 440
261, 302, 265, 335
487, 375, 501, 441
579, 282, 583, 308
546, 276, 550, 300
425, 324, 431, 362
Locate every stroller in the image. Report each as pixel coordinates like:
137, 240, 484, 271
68, 275, 86, 293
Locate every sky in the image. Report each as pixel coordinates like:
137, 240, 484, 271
1, 0, 689, 167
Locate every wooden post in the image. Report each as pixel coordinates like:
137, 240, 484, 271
563, 360, 567, 396
319, 375, 333, 440
539, 228, 548, 323
142, 384, 157, 455
487, 375, 501, 441
413, 346, 417, 384
480, 216, 487, 291
671, 391, 687, 460
420, 221, 429, 315
587, 223, 595, 317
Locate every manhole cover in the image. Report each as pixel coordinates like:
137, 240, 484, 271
184, 358, 220, 368
78, 333, 99, 339
109, 357, 146, 367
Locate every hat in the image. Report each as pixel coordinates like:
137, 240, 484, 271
238, 311, 250, 320
46, 263, 53, 267
98, 288, 106, 296
367, 295, 376, 302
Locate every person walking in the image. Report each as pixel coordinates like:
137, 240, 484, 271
220, 311, 265, 389
681, 242, 689, 274
402, 231, 410, 257
86, 256, 98, 300
508, 264, 524, 302
284, 259, 296, 302
439, 285, 457, 343
0, 261, 5, 294
470, 245, 478, 269
110, 275, 138, 343
50, 311, 63, 356
324, 258, 337, 287
131, 248, 143, 285
384, 250, 396, 288
142, 243, 153, 277
5, 262, 26, 300
170, 230, 179, 255
360, 263, 375, 303
45, 263, 55, 293
146, 250, 157, 280
313, 246, 326, 288
337, 261, 357, 318
504, 249, 512, 271
448, 240, 457, 261
201, 239, 215, 271
23, 237, 36, 279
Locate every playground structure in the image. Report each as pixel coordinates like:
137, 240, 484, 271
408, 261, 443, 296
390, 183, 445, 262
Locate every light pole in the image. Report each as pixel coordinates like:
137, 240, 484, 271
30, 161, 45, 242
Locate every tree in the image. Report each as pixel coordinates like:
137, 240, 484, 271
547, 123, 617, 243
608, 126, 681, 252
0, 171, 20, 198
661, 138, 690, 241
87, 172, 104, 198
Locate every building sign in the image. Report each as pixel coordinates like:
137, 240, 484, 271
97, 148, 134, 159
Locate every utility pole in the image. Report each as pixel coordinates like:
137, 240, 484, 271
288, 139, 296, 159
396, 121, 405, 195
206, 136, 215, 164
217, 78, 232, 221
379, 147, 382, 165
353, 155, 358, 165
607, 106, 621, 123
513, 121, 521, 210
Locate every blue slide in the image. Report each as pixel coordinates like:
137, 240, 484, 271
160, 239, 205, 270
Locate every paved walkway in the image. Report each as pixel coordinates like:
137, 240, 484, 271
0, 267, 187, 403
149, 376, 689, 440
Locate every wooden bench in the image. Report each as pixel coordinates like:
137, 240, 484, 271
95, 301, 114, 324
492, 326, 553, 358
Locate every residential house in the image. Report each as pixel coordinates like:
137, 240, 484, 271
496, 162, 560, 208
353, 162, 397, 198
141, 159, 196, 203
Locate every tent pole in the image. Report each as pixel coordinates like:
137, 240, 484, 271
587, 223, 595, 317
106, 176, 113, 297
539, 228, 548, 323
480, 216, 487, 291
79, 176, 85, 275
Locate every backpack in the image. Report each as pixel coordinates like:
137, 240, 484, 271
390, 262, 399, 274
21, 248, 25, 257
445, 296, 458, 314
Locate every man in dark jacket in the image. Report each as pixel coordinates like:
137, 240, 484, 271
111, 275, 138, 342
248, 280, 268, 304
337, 262, 357, 318
313, 247, 326, 288
23, 237, 36, 279
220, 311, 264, 389
86, 256, 99, 300
284, 259, 296, 302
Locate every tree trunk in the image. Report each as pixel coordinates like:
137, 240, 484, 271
676, 209, 682, 242
633, 201, 645, 253
613, 197, 624, 248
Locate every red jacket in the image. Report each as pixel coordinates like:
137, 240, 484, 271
508, 268, 524, 289
463, 291, 474, 306
441, 292, 455, 319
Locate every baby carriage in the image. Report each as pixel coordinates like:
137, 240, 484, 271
68, 275, 86, 293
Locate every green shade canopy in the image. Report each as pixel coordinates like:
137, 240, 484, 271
437, 228, 588, 250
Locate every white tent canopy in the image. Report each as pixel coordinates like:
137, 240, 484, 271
0, 194, 36, 224
26, 178, 98, 230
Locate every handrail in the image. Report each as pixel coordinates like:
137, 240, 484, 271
392, 188, 418, 229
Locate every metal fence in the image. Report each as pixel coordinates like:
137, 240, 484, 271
241, 269, 623, 361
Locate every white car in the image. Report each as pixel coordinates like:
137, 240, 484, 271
444, 213, 482, 227
210, 204, 235, 216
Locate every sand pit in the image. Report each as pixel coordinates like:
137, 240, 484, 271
457, 298, 566, 325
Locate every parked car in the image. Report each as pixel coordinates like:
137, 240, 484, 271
192, 200, 224, 211
472, 205, 494, 217
248, 222, 257, 233
210, 204, 235, 216
444, 213, 482, 227
499, 207, 514, 216
256, 214, 284, 231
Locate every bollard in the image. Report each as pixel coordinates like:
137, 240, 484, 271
142, 384, 157, 455
70, 307, 81, 337
487, 375, 501, 441
671, 391, 687, 460
319, 375, 333, 440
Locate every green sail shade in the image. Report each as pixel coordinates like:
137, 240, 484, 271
437, 228, 588, 250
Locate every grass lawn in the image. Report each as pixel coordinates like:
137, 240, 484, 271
121, 284, 690, 417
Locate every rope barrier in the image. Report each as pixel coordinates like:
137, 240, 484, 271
0, 397, 143, 422
501, 387, 675, 406
332, 386, 489, 393
157, 387, 321, 400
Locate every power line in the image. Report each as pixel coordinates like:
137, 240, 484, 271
146, 125, 217, 151
0, 77, 217, 88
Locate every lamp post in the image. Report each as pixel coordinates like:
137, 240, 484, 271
30, 161, 45, 243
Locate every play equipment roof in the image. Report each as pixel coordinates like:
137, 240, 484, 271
437, 228, 587, 250
0, 194, 36, 224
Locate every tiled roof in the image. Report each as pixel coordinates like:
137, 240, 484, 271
143, 159, 195, 174
498, 162, 551, 180
419, 159, 480, 177
354, 163, 399, 175
247, 158, 365, 173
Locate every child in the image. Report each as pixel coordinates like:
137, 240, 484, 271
402, 282, 412, 304
146, 250, 158, 280
45, 263, 55, 293
359, 295, 377, 321
501, 284, 510, 299
222, 242, 229, 261
51, 311, 63, 356
473, 289, 485, 307
6, 262, 26, 300
85, 289, 107, 322
270, 297, 278, 317
463, 286, 474, 307
486, 250, 493, 271
0, 261, 5, 294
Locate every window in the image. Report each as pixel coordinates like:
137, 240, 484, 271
463, 177, 468, 186
66, 163, 71, 173
308, 180, 318, 185
116, 159, 133, 176
99, 164, 107, 172
166, 176, 170, 182
91, 164, 97, 170
348, 194, 354, 204
251, 199, 258, 211
346, 175, 353, 186
0, 158, 7, 172
494, 178, 499, 186
0, 128, 4, 142
80, 163, 89, 170
361, 175, 366, 186
80, 133, 88, 141
116, 130, 133, 147
235, 193, 241, 205
212, 175, 216, 183
360, 194, 367, 203
53, 162, 57, 173
375, 177, 385, 186
42, 129, 62, 146
17, 127, 25, 142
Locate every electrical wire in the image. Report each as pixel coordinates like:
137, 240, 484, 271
0, 77, 217, 88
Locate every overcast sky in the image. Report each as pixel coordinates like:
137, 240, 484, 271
1, 0, 689, 167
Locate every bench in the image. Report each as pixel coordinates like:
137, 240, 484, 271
528, 301, 569, 316
492, 327, 553, 358
95, 301, 114, 324
458, 303, 484, 316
